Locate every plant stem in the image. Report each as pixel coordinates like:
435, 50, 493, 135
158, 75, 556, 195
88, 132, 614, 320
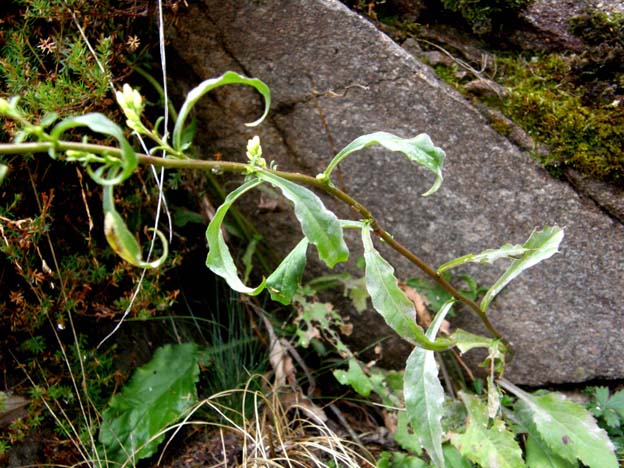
0, 140, 508, 345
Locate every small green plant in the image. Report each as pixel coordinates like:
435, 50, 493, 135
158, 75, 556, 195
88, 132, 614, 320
0, 68, 619, 467
586, 386, 624, 458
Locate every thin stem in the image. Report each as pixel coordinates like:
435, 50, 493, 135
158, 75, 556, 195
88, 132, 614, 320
0, 140, 508, 345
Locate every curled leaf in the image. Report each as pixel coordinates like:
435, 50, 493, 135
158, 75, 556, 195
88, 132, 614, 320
205, 178, 266, 295
437, 243, 529, 274
50, 113, 138, 185
481, 226, 564, 312
173, 71, 271, 151
319, 132, 445, 196
451, 329, 497, 355
103, 185, 168, 269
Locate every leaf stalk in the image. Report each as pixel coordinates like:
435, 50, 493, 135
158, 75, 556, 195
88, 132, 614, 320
0, 140, 508, 346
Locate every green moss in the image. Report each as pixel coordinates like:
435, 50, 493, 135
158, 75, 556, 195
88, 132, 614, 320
489, 115, 513, 137
394, 5, 623, 184
490, 53, 624, 183
427, 47, 623, 184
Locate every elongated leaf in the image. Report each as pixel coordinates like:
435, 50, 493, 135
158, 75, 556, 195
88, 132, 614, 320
266, 238, 308, 305
50, 113, 138, 185
99, 343, 199, 464
361, 224, 453, 351
103, 185, 168, 268
404, 300, 455, 468
438, 243, 528, 273
205, 179, 266, 295
501, 380, 618, 468
319, 131, 445, 196
481, 226, 564, 311
173, 71, 270, 150
450, 392, 525, 468
257, 171, 348, 267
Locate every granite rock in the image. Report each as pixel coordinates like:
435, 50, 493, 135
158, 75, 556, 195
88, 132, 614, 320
169, 0, 624, 385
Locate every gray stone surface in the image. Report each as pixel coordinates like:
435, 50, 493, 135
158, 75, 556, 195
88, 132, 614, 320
565, 169, 624, 224
169, 0, 624, 385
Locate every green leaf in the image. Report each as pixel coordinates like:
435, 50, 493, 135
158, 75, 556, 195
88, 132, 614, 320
442, 444, 473, 468
437, 243, 528, 273
450, 329, 496, 355
343, 276, 369, 312
99, 343, 199, 464
592, 388, 624, 427
481, 226, 564, 311
257, 171, 348, 267
173, 71, 270, 150
39, 112, 58, 128
501, 380, 618, 468
361, 224, 453, 351
450, 392, 525, 468
513, 396, 577, 468
179, 117, 197, 151
606, 389, 624, 419
379, 452, 430, 468
404, 300, 454, 468
103, 185, 168, 268
205, 178, 266, 295
525, 431, 578, 468
0, 163, 7, 184
407, 274, 484, 313
605, 390, 624, 427
333, 358, 374, 397
172, 207, 204, 227
50, 113, 138, 185
242, 234, 262, 284
266, 238, 308, 305
320, 132, 445, 196
395, 411, 424, 455
406, 276, 454, 313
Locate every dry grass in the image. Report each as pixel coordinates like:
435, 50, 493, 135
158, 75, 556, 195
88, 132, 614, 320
153, 379, 375, 468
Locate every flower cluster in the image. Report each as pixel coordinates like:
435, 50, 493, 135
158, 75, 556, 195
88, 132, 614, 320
246, 135, 266, 168
115, 84, 147, 134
